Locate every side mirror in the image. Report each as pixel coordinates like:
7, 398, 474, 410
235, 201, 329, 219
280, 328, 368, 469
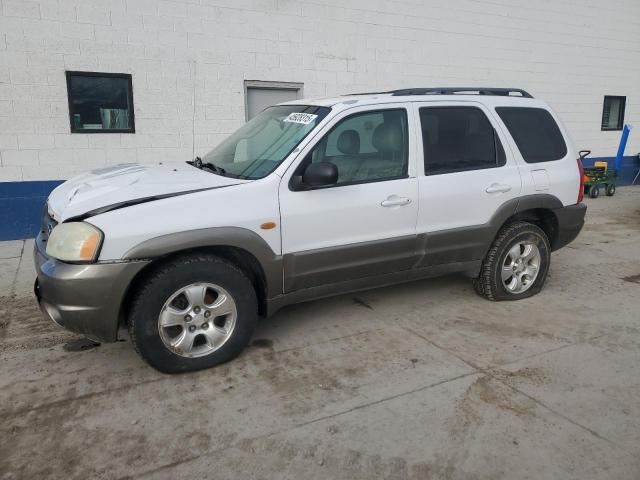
301, 162, 338, 188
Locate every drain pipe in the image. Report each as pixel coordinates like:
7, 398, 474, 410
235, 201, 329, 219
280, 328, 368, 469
614, 124, 632, 171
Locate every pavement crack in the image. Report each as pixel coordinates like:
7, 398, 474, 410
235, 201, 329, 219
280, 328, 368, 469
275, 330, 372, 354
292, 371, 477, 429
503, 382, 634, 456
402, 325, 633, 456
0, 376, 168, 419
128, 370, 478, 479
401, 325, 483, 372
495, 342, 574, 367
9, 240, 26, 298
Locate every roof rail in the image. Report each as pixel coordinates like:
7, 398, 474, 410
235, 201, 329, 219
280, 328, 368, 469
389, 87, 533, 98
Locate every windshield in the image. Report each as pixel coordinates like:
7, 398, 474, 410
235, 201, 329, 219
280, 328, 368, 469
200, 105, 331, 179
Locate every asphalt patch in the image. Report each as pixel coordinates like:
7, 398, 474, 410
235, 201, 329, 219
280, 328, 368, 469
63, 338, 101, 352
251, 338, 274, 349
622, 274, 640, 284
353, 297, 374, 310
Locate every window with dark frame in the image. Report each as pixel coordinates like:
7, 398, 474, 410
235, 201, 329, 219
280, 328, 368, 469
65, 71, 135, 133
419, 107, 506, 175
601, 96, 626, 131
496, 107, 567, 163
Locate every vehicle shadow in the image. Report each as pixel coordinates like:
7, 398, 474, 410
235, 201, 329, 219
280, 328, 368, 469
251, 273, 473, 352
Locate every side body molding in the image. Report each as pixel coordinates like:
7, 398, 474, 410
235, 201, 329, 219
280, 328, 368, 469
124, 227, 283, 298
283, 235, 417, 292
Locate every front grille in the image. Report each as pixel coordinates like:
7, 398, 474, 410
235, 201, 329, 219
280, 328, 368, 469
41, 206, 58, 242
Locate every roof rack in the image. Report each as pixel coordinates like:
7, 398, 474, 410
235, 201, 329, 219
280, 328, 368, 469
389, 87, 533, 98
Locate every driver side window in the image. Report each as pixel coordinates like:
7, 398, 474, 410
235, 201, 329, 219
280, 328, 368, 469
309, 109, 409, 186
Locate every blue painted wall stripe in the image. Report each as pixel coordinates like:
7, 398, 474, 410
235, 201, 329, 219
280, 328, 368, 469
0, 180, 64, 199
1, 155, 639, 241
0, 180, 64, 241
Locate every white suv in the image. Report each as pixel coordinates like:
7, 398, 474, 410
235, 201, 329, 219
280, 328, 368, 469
35, 87, 586, 373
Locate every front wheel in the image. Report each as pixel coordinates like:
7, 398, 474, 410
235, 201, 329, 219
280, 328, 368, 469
128, 254, 258, 373
589, 184, 600, 198
473, 222, 550, 301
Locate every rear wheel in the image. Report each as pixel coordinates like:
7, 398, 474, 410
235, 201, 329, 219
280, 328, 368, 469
473, 222, 550, 301
128, 254, 258, 373
589, 184, 600, 198
605, 183, 616, 196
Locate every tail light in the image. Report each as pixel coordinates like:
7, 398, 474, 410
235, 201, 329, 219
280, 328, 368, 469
577, 157, 585, 203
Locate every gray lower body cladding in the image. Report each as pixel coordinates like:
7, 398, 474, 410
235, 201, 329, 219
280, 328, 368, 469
34, 234, 149, 342
273, 197, 586, 315
551, 203, 586, 251
283, 235, 417, 291
35, 195, 585, 342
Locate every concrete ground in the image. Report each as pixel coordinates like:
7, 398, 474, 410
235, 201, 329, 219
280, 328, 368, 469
1, 189, 639, 480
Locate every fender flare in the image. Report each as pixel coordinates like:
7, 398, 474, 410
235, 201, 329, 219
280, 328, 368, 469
124, 227, 283, 297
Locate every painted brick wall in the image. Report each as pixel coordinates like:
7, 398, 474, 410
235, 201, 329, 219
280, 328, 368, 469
0, 0, 639, 184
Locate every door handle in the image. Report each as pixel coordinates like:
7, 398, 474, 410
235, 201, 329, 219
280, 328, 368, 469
485, 183, 512, 194
381, 195, 412, 207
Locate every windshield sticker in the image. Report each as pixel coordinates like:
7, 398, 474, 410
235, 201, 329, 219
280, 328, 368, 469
283, 113, 318, 125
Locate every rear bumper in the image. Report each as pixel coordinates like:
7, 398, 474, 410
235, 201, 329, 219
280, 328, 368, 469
552, 203, 587, 251
33, 233, 149, 342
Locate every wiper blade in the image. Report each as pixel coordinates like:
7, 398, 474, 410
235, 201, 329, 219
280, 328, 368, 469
202, 162, 227, 176
186, 156, 203, 168
187, 157, 227, 177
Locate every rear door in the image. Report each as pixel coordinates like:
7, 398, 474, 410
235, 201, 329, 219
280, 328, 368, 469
413, 101, 522, 266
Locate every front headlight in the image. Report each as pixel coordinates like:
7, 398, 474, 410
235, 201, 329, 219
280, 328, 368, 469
46, 222, 103, 262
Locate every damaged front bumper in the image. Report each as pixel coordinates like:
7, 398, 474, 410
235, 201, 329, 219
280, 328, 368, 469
33, 233, 149, 342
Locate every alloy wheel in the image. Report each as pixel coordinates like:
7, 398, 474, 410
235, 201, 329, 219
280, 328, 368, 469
501, 242, 541, 294
157, 282, 237, 358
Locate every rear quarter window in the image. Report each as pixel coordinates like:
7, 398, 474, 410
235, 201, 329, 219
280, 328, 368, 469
496, 107, 567, 163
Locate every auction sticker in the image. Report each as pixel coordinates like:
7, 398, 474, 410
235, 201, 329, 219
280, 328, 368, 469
283, 113, 318, 125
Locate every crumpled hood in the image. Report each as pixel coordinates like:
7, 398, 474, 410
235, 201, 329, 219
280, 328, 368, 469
47, 163, 247, 221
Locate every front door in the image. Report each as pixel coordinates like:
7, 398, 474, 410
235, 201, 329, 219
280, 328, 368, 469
279, 105, 419, 292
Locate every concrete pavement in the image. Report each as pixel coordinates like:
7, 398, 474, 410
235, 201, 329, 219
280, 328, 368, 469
1, 189, 639, 479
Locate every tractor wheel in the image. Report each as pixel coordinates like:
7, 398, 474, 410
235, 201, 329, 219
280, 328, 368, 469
606, 183, 616, 196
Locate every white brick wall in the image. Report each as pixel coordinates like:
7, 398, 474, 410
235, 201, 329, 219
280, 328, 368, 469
0, 0, 639, 182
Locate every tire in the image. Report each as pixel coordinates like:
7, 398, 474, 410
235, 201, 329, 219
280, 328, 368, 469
473, 221, 550, 301
128, 254, 258, 373
589, 184, 600, 198
605, 183, 616, 196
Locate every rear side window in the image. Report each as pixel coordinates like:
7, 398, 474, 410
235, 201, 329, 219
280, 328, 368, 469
419, 107, 506, 175
496, 107, 567, 163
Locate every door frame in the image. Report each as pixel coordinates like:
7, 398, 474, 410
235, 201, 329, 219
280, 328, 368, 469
243, 80, 304, 121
